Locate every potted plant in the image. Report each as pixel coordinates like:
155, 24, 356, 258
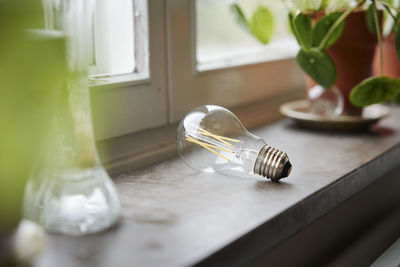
232, 0, 400, 115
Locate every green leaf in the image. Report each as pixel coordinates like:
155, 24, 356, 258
288, 13, 301, 44
296, 48, 337, 89
293, 13, 313, 49
350, 76, 400, 107
250, 6, 274, 44
366, 4, 377, 34
312, 12, 344, 49
231, 4, 249, 32
392, 92, 400, 103
380, 0, 395, 6
395, 25, 400, 62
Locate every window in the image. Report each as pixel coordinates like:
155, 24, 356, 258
166, 0, 303, 123
88, 0, 150, 83
90, 0, 304, 141
196, 0, 298, 71
89, 0, 136, 77
91, 0, 167, 140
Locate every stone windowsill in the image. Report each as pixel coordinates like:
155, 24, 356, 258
37, 106, 400, 267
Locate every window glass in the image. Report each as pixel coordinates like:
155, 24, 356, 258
196, 0, 298, 71
89, 0, 135, 77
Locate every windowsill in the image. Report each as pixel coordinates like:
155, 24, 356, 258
89, 71, 150, 90
96, 90, 306, 176
37, 105, 400, 267
372, 236, 400, 266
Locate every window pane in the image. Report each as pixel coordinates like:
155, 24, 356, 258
196, 0, 298, 71
89, 0, 135, 77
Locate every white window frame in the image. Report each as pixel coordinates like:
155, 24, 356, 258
91, 0, 168, 140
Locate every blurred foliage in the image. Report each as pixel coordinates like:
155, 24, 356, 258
290, 0, 359, 14
312, 12, 344, 49
350, 76, 400, 106
231, 4, 274, 44
235, 0, 400, 106
250, 6, 275, 44
290, 11, 343, 88
297, 48, 337, 88
0, 0, 67, 231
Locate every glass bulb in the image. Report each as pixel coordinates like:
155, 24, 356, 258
308, 85, 344, 116
177, 105, 292, 181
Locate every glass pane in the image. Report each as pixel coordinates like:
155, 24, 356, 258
89, 0, 135, 77
196, 0, 298, 71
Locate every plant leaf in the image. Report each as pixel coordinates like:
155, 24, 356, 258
293, 13, 313, 49
250, 6, 274, 44
366, 4, 377, 34
288, 13, 301, 44
312, 11, 344, 49
392, 92, 400, 103
231, 4, 249, 32
296, 48, 337, 89
350, 76, 400, 107
380, 0, 395, 6
395, 25, 400, 62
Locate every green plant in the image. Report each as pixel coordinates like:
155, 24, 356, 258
231, 4, 275, 44
232, 0, 400, 108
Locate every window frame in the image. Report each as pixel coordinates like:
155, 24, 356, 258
91, 0, 168, 140
92, 0, 304, 142
165, 0, 304, 124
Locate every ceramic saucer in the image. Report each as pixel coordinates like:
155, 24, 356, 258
279, 100, 390, 130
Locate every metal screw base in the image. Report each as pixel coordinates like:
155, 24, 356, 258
253, 145, 292, 181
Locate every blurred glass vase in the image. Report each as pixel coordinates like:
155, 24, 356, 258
24, 0, 120, 235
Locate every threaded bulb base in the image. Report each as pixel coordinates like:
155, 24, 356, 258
253, 145, 292, 182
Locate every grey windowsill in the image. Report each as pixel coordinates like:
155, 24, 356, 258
37, 105, 400, 267
372, 236, 400, 266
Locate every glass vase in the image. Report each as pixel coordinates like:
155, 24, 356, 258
24, 0, 120, 235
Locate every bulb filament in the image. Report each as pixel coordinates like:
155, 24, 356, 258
185, 126, 240, 162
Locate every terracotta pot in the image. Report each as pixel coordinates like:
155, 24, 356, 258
372, 33, 400, 77
306, 11, 378, 116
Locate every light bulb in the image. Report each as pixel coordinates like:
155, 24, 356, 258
177, 105, 292, 181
